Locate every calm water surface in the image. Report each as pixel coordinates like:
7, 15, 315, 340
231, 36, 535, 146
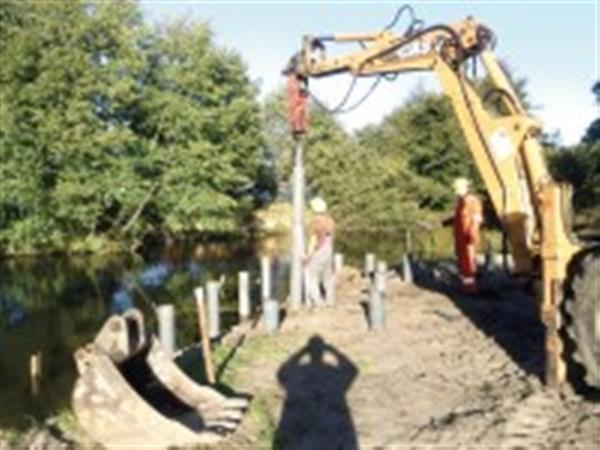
0, 230, 445, 429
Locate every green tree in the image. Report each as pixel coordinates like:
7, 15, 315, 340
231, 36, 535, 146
358, 91, 477, 210
262, 89, 424, 230
547, 143, 600, 211
127, 19, 264, 237
581, 81, 599, 144
1, 1, 148, 252
547, 82, 600, 212
0, 1, 266, 254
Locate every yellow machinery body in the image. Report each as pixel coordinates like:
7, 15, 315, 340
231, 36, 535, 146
288, 15, 596, 387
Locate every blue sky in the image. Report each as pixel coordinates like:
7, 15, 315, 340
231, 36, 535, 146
142, 0, 599, 145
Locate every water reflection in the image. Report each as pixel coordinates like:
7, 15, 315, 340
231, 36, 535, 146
139, 263, 172, 288
110, 288, 134, 315
0, 295, 27, 327
0, 229, 447, 430
0, 238, 289, 430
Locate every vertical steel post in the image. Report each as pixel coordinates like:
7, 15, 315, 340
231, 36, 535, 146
290, 139, 305, 310
261, 256, 271, 303
376, 261, 388, 291
402, 253, 413, 284
156, 304, 176, 356
29, 351, 42, 396
330, 253, 343, 306
334, 253, 344, 274
365, 253, 376, 278
369, 267, 386, 331
403, 228, 413, 283
263, 299, 280, 334
194, 288, 216, 384
206, 281, 220, 339
238, 271, 251, 321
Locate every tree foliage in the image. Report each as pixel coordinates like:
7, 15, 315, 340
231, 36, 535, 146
581, 81, 600, 145
547, 143, 600, 211
262, 89, 464, 230
2, 1, 595, 254
357, 91, 478, 211
546, 82, 600, 212
264, 68, 598, 232
0, 1, 265, 254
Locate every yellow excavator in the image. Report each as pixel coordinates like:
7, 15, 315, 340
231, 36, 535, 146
285, 7, 599, 388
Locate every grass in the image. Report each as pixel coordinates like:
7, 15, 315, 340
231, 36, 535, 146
247, 397, 278, 449
49, 408, 79, 438
0, 407, 88, 449
210, 334, 291, 447
0, 334, 285, 449
213, 334, 288, 384
175, 333, 285, 447
0, 429, 21, 448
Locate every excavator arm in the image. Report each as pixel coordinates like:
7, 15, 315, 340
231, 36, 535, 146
287, 15, 598, 388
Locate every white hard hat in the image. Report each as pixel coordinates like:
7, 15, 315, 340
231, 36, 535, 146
452, 177, 470, 194
309, 197, 327, 213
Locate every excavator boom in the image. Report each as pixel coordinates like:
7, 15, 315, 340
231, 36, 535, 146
287, 11, 598, 388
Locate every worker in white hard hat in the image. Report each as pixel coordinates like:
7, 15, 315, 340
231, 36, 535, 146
453, 177, 483, 294
304, 196, 335, 307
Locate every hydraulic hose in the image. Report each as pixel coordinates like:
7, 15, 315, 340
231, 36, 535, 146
376, 22, 510, 272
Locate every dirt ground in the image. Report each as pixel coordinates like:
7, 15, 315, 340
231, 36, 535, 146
224, 264, 599, 449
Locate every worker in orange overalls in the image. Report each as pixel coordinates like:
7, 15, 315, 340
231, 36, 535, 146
453, 177, 483, 294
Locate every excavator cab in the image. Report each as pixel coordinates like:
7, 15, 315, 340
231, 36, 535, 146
72, 308, 248, 448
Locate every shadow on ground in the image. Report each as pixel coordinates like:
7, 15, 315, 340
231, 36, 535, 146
274, 335, 358, 450
410, 260, 545, 381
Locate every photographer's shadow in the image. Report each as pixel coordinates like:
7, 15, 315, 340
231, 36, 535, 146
274, 335, 358, 450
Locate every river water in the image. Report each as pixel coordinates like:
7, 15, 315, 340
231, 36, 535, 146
0, 230, 449, 430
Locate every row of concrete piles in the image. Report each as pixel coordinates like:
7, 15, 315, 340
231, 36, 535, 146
155, 250, 415, 359
364, 251, 414, 331
155, 253, 348, 357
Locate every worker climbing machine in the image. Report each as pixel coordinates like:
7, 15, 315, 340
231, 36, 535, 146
72, 308, 248, 449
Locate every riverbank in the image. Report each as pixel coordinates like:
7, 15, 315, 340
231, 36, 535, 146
0, 409, 90, 450
1, 200, 289, 258
213, 266, 597, 448
3, 264, 598, 448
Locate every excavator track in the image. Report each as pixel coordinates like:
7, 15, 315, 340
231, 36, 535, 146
564, 248, 600, 388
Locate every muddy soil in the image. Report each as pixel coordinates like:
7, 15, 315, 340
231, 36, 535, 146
225, 265, 599, 449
